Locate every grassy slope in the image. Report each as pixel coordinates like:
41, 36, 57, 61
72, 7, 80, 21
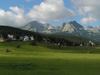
0, 41, 100, 75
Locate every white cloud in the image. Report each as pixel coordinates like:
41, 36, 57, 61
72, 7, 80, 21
0, 6, 33, 27
25, 0, 33, 2
0, 0, 76, 27
9, 6, 24, 15
78, 8, 86, 16
26, 0, 76, 21
80, 17, 98, 25
72, 0, 100, 24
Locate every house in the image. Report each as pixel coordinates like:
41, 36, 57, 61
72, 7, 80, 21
80, 44, 83, 46
87, 41, 95, 46
30, 36, 34, 40
58, 43, 60, 45
8, 34, 17, 40
0, 34, 5, 42
20, 36, 24, 41
23, 36, 29, 41
12, 34, 17, 40
47, 38, 51, 42
42, 38, 47, 42
55, 43, 57, 45
8, 34, 13, 40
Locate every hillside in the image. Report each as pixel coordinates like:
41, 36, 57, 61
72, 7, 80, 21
0, 25, 99, 46
0, 25, 43, 39
0, 25, 37, 35
48, 34, 100, 45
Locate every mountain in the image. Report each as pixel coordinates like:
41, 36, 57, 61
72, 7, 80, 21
60, 21, 84, 33
21, 20, 100, 41
21, 21, 85, 33
85, 25, 100, 33
21, 21, 49, 31
21, 21, 60, 33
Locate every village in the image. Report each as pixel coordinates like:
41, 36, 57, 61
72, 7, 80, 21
0, 34, 95, 47
0, 34, 34, 42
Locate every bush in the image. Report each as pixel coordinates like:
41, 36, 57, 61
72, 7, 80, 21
29, 41, 37, 46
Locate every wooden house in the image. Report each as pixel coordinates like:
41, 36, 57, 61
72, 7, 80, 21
30, 36, 34, 40
20, 36, 24, 41
0, 34, 5, 42
23, 36, 29, 41
8, 34, 17, 40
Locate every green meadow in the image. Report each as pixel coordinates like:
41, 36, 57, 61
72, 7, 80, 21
0, 41, 100, 75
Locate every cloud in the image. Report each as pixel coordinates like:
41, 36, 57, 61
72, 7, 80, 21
0, 6, 33, 27
25, 0, 33, 2
80, 17, 98, 25
26, 0, 76, 21
0, 0, 76, 27
72, 0, 100, 24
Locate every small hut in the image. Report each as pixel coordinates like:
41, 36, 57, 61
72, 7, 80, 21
23, 36, 29, 41
42, 38, 47, 42
87, 41, 95, 47
20, 36, 24, 41
8, 34, 17, 40
0, 34, 5, 42
30, 36, 34, 40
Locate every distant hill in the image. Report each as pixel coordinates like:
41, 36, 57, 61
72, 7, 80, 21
49, 34, 100, 45
0, 25, 37, 35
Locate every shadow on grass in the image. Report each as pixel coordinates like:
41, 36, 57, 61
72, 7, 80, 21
0, 63, 38, 70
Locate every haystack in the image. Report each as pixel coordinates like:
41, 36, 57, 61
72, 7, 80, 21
87, 51, 91, 54
4, 49, 11, 52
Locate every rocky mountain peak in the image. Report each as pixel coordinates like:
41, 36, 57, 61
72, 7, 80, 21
60, 21, 84, 33
69, 21, 77, 24
87, 25, 93, 29
69, 21, 83, 28
94, 26, 100, 29
21, 20, 86, 33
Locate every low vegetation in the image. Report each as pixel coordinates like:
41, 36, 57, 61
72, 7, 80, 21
0, 41, 100, 75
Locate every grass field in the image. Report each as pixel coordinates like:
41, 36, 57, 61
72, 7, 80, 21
0, 41, 100, 75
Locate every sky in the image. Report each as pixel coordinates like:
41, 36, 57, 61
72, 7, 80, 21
0, 0, 100, 28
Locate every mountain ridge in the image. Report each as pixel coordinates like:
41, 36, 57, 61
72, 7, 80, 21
21, 20, 86, 33
21, 20, 100, 41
